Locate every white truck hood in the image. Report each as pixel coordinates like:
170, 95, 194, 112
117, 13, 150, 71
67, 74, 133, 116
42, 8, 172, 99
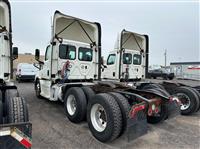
52, 11, 100, 46
114, 29, 146, 52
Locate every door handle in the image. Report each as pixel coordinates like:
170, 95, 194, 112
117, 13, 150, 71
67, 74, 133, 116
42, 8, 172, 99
113, 72, 115, 77
47, 70, 49, 76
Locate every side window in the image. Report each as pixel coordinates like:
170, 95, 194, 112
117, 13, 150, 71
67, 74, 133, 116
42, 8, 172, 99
59, 44, 76, 60
133, 54, 142, 65
107, 54, 116, 65
78, 47, 93, 61
45, 45, 51, 61
123, 53, 132, 64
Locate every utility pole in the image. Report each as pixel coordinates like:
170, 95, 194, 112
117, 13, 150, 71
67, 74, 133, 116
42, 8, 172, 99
164, 49, 167, 69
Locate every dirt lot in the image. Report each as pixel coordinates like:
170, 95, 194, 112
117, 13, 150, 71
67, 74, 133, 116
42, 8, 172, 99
16, 79, 200, 149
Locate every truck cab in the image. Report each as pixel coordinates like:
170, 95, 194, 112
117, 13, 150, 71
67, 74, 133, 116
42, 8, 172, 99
0, 0, 18, 81
35, 11, 101, 100
102, 29, 148, 81
0, 1, 31, 148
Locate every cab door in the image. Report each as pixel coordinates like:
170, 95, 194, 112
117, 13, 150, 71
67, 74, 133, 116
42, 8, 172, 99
121, 52, 132, 80
130, 51, 143, 79
103, 53, 117, 79
40, 45, 52, 98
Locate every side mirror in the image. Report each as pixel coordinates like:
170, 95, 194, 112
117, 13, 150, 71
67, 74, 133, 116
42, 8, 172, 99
101, 56, 104, 65
35, 49, 40, 61
12, 47, 18, 60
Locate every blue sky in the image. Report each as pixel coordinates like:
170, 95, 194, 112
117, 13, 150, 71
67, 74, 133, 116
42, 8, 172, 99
10, 0, 199, 65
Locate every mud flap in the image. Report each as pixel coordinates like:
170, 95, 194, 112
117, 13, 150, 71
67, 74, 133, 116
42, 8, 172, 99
0, 122, 32, 149
166, 100, 181, 119
124, 110, 147, 142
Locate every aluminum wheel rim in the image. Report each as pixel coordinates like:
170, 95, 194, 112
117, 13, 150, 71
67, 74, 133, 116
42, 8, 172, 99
66, 95, 77, 116
177, 93, 191, 110
90, 104, 107, 132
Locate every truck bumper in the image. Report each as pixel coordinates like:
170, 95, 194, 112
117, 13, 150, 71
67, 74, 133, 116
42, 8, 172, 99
0, 122, 32, 149
17, 75, 35, 80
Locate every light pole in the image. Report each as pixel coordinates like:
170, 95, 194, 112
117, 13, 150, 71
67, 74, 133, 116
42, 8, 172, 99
164, 49, 167, 69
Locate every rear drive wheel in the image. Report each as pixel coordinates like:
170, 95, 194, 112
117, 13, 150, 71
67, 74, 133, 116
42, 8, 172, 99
81, 86, 95, 102
64, 87, 87, 123
0, 101, 3, 124
108, 92, 130, 137
87, 93, 122, 142
190, 88, 200, 112
7, 97, 29, 123
174, 87, 199, 115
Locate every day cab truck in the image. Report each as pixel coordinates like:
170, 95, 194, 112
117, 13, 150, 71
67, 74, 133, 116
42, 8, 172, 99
34, 11, 180, 142
0, 0, 31, 148
102, 29, 200, 115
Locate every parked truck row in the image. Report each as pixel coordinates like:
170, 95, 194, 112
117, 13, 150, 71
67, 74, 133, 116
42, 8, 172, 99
1, 0, 199, 147
33, 11, 187, 142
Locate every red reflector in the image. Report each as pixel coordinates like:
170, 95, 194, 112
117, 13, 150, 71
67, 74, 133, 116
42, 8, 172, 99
20, 138, 32, 148
155, 107, 159, 113
129, 104, 145, 118
148, 108, 153, 116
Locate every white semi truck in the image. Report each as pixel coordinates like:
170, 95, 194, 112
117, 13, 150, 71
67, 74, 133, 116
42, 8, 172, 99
102, 29, 200, 115
34, 11, 180, 142
0, 0, 32, 148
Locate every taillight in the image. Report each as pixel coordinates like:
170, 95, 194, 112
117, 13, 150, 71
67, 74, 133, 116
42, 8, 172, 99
129, 103, 146, 119
148, 99, 162, 116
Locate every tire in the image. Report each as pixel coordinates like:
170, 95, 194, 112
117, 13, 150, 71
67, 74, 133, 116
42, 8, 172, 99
81, 86, 95, 102
35, 79, 42, 99
0, 101, 3, 124
152, 88, 170, 97
4, 89, 18, 121
64, 87, 87, 123
87, 93, 122, 142
142, 83, 165, 90
190, 88, 200, 112
174, 87, 199, 115
108, 92, 131, 137
153, 76, 156, 79
7, 97, 29, 123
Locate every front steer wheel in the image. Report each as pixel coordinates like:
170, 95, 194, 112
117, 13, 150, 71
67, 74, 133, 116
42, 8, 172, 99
35, 79, 43, 99
87, 93, 122, 142
64, 87, 87, 123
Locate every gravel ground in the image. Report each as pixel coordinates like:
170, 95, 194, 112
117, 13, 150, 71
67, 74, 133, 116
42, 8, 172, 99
16, 79, 200, 149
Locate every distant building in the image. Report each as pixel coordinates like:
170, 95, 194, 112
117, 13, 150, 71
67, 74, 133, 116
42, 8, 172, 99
13, 53, 44, 70
170, 62, 200, 80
